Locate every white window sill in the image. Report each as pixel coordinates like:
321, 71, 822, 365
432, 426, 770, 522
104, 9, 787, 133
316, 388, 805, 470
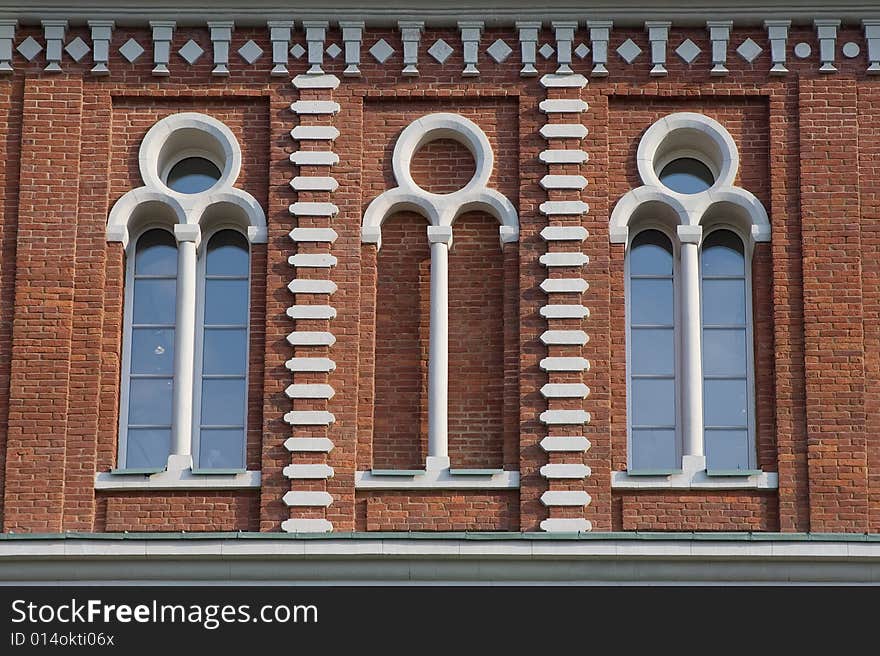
94, 468, 261, 490
355, 467, 520, 490
611, 457, 777, 490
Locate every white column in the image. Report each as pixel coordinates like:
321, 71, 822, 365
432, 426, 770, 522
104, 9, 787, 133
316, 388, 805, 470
426, 225, 452, 470
677, 225, 704, 464
169, 224, 200, 471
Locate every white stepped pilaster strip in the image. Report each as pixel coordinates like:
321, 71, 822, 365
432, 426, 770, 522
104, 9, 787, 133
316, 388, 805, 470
539, 99, 588, 113
540, 278, 588, 294
540, 252, 589, 267
540, 150, 589, 165
540, 124, 588, 139
290, 100, 340, 114
540, 330, 589, 346
540, 436, 592, 452
285, 383, 335, 399
540, 409, 591, 425
283, 464, 335, 479
290, 151, 339, 166
287, 305, 337, 320
540, 463, 592, 479
540, 73, 589, 88
541, 383, 590, 398
281, 518, 333, 533
283, 491, 334, 507
285, 437, 335, 453
541, 226, 588, 241
541, 491, 592, 506
540, 357, 590, 372
290, 126, 341, 141
284, 410, 335, 426
540, 518, 591, 532
539, 200, 589, 216
540, 175, 588, 190
289, 202, 339, 217
288, 279, 337, 295
289, 253, 338, 268
287, 331, 336, 347
292, 73, 340, 89
540, 304, 590, 319
290, 228, 338, 243
291, 176, 339, 192
286, 357, 336, 372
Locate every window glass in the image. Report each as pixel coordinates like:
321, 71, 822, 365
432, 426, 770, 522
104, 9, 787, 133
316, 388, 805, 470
701, 229, 751, 470
659, 157, 714, 194
628, 230, 678, 471
166, 157, 221, 194
196, 230, 249, 469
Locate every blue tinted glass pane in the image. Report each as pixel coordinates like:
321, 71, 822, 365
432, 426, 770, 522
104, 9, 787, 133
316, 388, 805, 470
659, 158, 714, 194
702, 231, 744, 276
631, 328, 675, 375
631, 279, 674, 325
632, 378, 676, 426
199, 428, 245, 469
702, 279, 746, 325
204, 279, 249, 325
631, 429, 678, 471
201, 378, 246, 426
630, 230, 673, 276
125, 428, 171, 469
134, 230, 177, 276
207, 230, 249, 276
203, 328, 247, 376
705, 429, 750, 470
166, 157, 221, 194
132, 279, 177, 325
130, 328, 175, 375
704, 378, 748, 427
703, 328, 747, 377
128, 378, 173, 425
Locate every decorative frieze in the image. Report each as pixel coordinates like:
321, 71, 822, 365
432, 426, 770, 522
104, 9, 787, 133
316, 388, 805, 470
645, 21, 670, 76
764, 20, 790, 74
706, 20, 732, 75
41, 20, 66, 72
87, 20, 113, 75
268, 20, 294, 76
399, 20, 423, 76
458, 21, 483, 76
815, 19, 840, 72
149, 20, 174, 76
207, 21, 233, 75
339, 21, 364, 76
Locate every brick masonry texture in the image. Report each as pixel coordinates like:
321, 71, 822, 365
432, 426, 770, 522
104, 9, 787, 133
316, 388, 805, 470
0, 23, 878, 533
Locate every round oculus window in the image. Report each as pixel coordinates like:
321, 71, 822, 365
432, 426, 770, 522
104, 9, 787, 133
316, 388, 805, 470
658, 157, 714, 195
166, 157, 222, 194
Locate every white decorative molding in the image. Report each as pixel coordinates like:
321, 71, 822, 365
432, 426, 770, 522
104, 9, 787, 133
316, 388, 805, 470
540, 436, 591, 452
539, 149, 588, 164
552, 21, 577, 74
540, 304, 589, 319
540, 463, 591, 479
540, 518, 592, 532
290, 151, 339, 166
538, 99, 588, 113
284, 437, 334, 452
539, 357, 590, 372
281, 518, 333, 533
288, 279, 338, 294
587, 20, 612, 76
539, 73, 588, 88
286, 357, 336, 372
645, 20, 670, 76
539, 200, 589, 215
399, 20, 423, 75
283, 410, 336, 426
208, 21, 234, 75
515, 20, 540, 76
764, 20, 790, 74
340, 21, 364, 76
289, 227, 338, 242
41, 19, 66, 72
289, 201, 339, 217
540, 175, 588, 190
540, 330, 589, 345
539, 252, 589, 267
288, 253, 337, 267
292, 74, 340, 89
267, 20, 293, 76
286, 305, 337, 320
88, 20, 113, 75
540, 383, 590, 398
286, 331, 336, 346
487, 38, 513, 63
541, 226, 588, 241
815, 19, 840, 72
540, 124, 588, 139
612, 456, 779, 490
540, 409, 591, 425
864, 20, 880, 73
95, 469, 261, 490
540, 278, 588, 293
149, 20, 175, 76
284, 464, 335, 479
355, 469, 520, 490
291, 176, 338, 191
458, 20, 483, 76
0, 20, 14, 72
283, 491, 333, 507
541, 491, 591, 506
303, 20, 328, 74
706, 20, 731, 75
290, 126, 340, 141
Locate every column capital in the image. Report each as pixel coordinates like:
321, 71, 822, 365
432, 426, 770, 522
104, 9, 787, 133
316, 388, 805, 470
174, 223, 201, 245
677, 225, 703, 244
427, 225, 453, 246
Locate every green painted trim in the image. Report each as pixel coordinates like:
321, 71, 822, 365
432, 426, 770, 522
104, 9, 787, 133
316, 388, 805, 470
705, 469, 764, 477
623, 469, 683, 476
369, 469, 425, 476
109, 468, 164, 475
191, 468, 247, 475
448, 469, 504, 475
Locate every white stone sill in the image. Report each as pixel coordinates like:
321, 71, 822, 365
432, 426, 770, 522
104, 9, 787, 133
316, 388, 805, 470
94, 469, 261, 490
611, 468, 778, 490
355, 469, 520, 490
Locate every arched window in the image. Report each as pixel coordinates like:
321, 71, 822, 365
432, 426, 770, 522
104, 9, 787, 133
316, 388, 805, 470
701, 229, 754, 471
120, 228, 177, 469
627, 229, 678, 471
193, 229, 250, 470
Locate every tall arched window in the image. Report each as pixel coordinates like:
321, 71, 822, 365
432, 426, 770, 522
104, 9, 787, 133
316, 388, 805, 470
120, 228, 178, 469
627, 229, 678, 471
193, 229, 250, 470
701, 229, 754, 471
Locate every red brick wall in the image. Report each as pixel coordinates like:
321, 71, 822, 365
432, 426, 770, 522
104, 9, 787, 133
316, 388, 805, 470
0, 23, 878, 534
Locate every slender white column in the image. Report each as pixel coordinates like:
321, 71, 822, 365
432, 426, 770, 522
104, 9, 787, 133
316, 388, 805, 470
426, 226, 452, 470
677, 225, 703, 460
169, 224, 200, 470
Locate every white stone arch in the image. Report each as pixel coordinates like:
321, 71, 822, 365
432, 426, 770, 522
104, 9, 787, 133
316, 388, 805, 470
699, 188, 771, 245
192, 190, 268, 244
609, 188, 690, 244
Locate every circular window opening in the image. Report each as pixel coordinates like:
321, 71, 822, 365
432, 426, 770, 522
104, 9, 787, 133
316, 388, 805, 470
659, 158, 715, 195
166, 157, 222, 194
409, 138, 477, 194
